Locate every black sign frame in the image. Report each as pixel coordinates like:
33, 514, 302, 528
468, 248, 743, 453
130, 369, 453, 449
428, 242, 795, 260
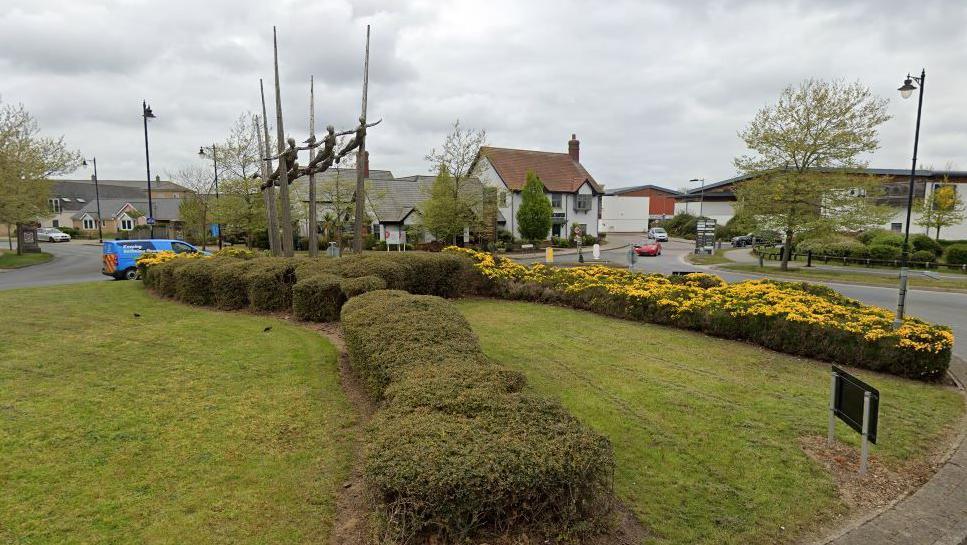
832, 366, 879, 444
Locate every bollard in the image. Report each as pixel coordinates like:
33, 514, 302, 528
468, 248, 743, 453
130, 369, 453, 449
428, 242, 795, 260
806, 250, 812, 268
758, 252, 764, 267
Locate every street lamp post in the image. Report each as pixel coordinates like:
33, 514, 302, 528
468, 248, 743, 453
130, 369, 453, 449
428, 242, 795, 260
142, 101, 157, 238
198, 144, 223, 250
689, 178, 706, 218
894, 69, 926, 327
81, 157, 104, 243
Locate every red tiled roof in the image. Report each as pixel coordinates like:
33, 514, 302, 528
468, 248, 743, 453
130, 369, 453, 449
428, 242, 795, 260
480, 146, 602, 193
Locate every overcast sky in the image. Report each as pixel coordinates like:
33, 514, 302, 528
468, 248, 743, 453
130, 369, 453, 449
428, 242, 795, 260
2, 0, 965, 191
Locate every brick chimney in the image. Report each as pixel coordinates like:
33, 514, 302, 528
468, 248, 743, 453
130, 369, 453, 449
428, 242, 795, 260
568, 134, 580, 162
361, 150, 370, 178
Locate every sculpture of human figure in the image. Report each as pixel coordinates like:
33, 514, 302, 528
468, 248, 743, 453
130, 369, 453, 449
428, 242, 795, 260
305, 125, 353, 174
335, 116, 381, 164
266, 136, 300, 183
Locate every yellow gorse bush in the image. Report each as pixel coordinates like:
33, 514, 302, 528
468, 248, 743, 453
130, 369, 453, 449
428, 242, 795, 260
445, 246, 953, 355
136, 250, 207, 268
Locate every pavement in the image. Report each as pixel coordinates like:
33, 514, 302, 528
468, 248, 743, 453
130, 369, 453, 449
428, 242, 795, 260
0, 240, 108, 290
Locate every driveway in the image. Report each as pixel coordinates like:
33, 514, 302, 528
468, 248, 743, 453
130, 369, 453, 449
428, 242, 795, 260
0, 241, 108, 291
513, 234, 967, 361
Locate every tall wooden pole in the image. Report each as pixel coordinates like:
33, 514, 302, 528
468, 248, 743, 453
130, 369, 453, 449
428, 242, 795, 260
273, 26, 295, 257
259, 80, 281, 255
352, 25, 371, 253
255, 113, 277, 256
307, 75, 319, 257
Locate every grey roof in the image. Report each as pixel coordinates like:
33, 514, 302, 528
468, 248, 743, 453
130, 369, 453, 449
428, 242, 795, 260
606, 184, 681, 196
72, 198, 183, 222
53, 178, 192, 193
365, 175, 490, 223
681, 167, 967, 196
50, 180, 147, 211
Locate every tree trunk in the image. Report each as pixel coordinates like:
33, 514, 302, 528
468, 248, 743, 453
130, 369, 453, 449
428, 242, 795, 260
936, 225, 941, 240
15, 223, 23, 256
780, 229, 793, 271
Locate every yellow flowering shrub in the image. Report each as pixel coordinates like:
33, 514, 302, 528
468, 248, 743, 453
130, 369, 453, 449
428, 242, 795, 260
444, 247, 953, 380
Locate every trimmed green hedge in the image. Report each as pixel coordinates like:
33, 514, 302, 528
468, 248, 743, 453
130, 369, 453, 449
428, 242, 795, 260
174, 259, 218, 306
211, 259, 254, 310
292, 273, 344, 322
342, 291, 613, 541
946, 244, 967, 265
339, 275, 386, 298
244, 258, 297, 311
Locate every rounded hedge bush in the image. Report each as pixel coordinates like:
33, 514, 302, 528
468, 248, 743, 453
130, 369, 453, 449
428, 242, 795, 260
945, 243, 967, 265
339, 275, 386, 298
174, 259, 218, 306
869, 232, 905, 248
868, 244, 901, 261
292, 273, 345, 322
211, 259, 254, 310
911, 250, 936, 264
244, 258, 297, 311
911, 234, 943, 257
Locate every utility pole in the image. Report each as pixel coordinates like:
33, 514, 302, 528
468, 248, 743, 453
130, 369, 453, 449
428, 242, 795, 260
352, 25, 371, 253
307, 75, 319, 256
272, 27, 295, 256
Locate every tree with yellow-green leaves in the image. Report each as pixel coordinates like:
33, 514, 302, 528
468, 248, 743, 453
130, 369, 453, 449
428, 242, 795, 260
734, 79, 893, 270
0, 100, 81, 254
916, 179, 965, 240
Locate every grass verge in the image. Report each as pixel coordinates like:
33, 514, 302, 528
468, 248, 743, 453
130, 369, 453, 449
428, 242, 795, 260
0, 249, 53, 269
458, 299, 963, 545
0, 281, 355, 544
721, 263, 967, 291
685, 248, 733, 265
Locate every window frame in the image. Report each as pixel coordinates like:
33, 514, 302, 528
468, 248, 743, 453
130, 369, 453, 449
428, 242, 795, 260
574, 194, 593, 211
550, 193, 563, 208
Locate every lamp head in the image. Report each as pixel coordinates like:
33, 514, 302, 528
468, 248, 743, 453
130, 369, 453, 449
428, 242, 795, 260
82, 159, 88, 167
198, 146, 206, 157
144, 104, 156, 118
898, 76, 917, 100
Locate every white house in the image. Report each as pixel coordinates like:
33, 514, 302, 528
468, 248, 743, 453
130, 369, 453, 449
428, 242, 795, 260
474, 135, 603, 239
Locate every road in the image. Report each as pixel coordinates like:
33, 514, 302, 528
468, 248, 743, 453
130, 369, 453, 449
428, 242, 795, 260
0, 241, 108, 291
518, 233, 967, 360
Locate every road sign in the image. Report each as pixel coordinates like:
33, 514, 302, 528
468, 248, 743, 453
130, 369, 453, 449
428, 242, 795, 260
695, 218, 716, 255
829, 366, 879, 474
146, 217, 156, 225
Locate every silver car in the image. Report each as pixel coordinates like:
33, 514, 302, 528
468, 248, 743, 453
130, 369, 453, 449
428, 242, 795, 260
647, 227, 669, 242
37, 228, 71, 242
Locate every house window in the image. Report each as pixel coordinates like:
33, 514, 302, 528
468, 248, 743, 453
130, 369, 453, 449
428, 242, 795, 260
120, 218, 134, 231
83, 218, 95, 230
575, 194, 592, 211
498, 190, 508, 207
49, 198, 61, 213
52, 220, 59, 228
550, 193, 562, 208
890, 222, 902, 232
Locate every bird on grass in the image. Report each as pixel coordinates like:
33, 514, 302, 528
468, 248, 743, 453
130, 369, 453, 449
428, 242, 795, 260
262, 326, 272, 333
133, 313, 141, 318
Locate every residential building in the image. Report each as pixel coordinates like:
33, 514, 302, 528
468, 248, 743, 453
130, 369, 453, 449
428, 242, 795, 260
600, 184, 681, 232
474, 134, 604, 238
673, 168, 967, 239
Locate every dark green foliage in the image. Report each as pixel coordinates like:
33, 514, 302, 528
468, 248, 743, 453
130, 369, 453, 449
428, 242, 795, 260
659, 212, 698, 237
911, 250, 936, 263
292, 273, 345, 322
868, 244, 901, 261
211, 259, 254, 310
174, 259, 218, 306
339, 255, 412, 290
857, 228, 889, 245
911, 234, 943, 257
868, 232, 905, 248
156, 259, 194, 298
244, 258, 297, 311
293, 257, 344, 280
945, 243, 967, 265
339, 275, 386, 298
341, 290, 614, 541
516, 171, 552, 242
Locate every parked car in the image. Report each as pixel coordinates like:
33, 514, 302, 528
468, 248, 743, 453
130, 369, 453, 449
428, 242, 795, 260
647, 227, 669, 242
633, 239, 662, 256
731, 231, 780, 248
102, 239, 209, 280
37, 227, 71, 242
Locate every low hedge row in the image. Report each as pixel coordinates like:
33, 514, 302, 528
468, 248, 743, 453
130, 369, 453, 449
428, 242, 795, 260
341, 290, 613, 541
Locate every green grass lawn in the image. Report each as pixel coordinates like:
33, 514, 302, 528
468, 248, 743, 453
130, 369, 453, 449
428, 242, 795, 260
0, 282, 355, 544
0, 249, 53, 269
685, 248, 732, 265
458, 299, 964, 545
722, 263, 967, 291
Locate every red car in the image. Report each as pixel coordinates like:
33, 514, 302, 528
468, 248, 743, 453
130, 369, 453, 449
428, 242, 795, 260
634, 239, 662, 256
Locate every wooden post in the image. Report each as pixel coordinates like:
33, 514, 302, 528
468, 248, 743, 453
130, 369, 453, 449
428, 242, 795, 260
259, 80, 281, 255
254, 113, 276, 256
307, 75, 318, 257
273, 26, 295, 257
352, 25, 371, 253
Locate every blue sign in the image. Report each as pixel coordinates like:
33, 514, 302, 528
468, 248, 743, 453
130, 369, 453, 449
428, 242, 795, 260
146, 217, 156, 225
209, 224, 220, 237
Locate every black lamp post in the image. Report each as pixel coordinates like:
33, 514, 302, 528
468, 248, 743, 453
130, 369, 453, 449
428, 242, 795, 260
81, 157, 104, 243
894, 69, 926, 327
689, 177, 706, 218
198, 144, 223, 250
142, 100, 156, 238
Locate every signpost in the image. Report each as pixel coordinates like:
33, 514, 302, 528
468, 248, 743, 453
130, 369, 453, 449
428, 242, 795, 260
695, 218, 716, 255
828, 366, 879, 474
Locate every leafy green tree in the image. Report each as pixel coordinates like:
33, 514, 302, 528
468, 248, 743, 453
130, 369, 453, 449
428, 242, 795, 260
916, 179, 965, 240
420, 164, 474, 243
212, 175, 266, 247
734, 79, 892, 270
0, 100, 81, 254
516, 171, 552, 242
